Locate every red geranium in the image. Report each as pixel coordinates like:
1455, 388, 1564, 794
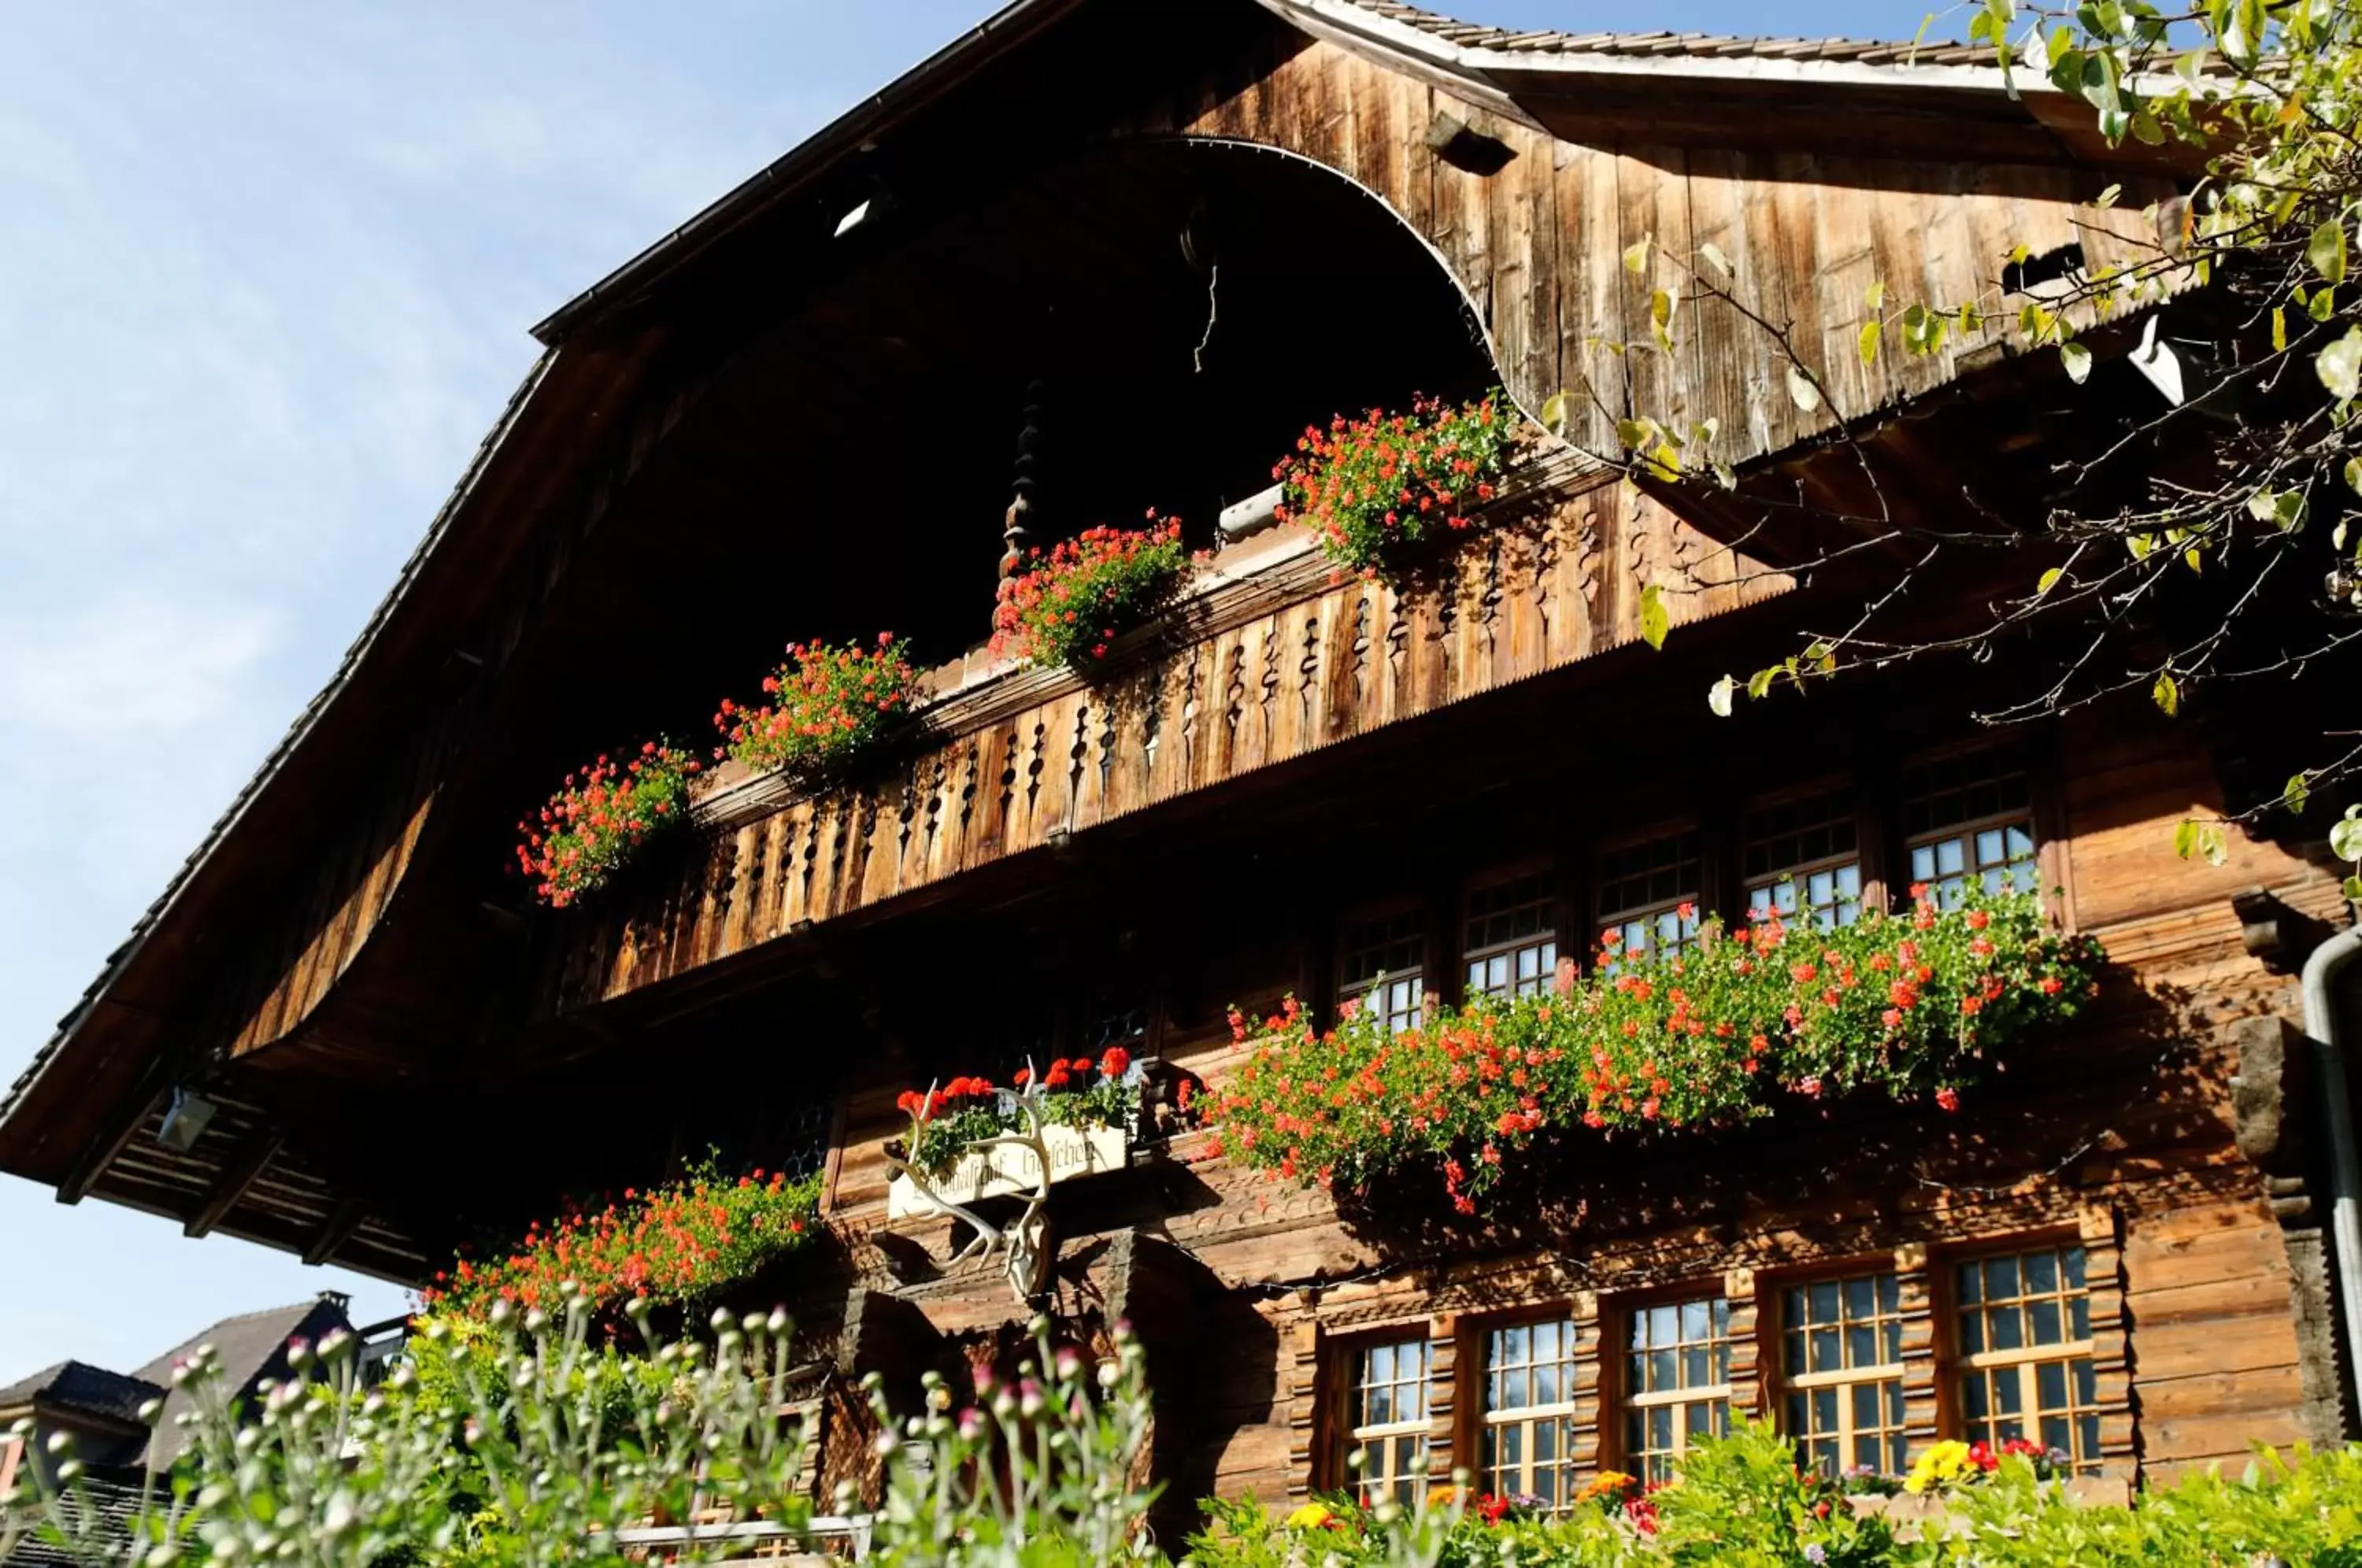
1272, 392, 1514, 578
514, 741, 699, 908
1203, 888, 2098, 1207
992, 514, 1194, 671
420, 1162, 820, 1322
717, 632, 920, 782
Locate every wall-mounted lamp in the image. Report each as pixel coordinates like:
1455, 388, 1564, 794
157, 1086, 218, 1153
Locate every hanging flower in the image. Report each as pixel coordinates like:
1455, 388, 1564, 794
1272, 391, 1515, 577
717, 633, 922, 782
513, 742, 700, 908
1201, 888, 2098, 1207
993, 515, 1195, 671
420, 1162, 821, 1322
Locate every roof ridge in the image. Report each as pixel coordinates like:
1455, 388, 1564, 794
1338, 0, 1993, 70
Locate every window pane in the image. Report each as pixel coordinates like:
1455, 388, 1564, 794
1954, 1245, 2103, 1474
1780, 1270, 1907, 1477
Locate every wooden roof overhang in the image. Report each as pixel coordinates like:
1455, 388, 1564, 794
0, 0, 2197, 1281
1272, 0, 2205, 172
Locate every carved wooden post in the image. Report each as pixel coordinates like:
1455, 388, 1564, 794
999, 380, 1045, 582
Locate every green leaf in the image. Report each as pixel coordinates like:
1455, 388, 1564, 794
1708, 675, 1735, 717
2313, 287, 2339, 323
2095, 182, 2123, 209
2246, 489, 2308, 531
1865, 279, 1887, 311
2202, 823, 2228, 867
2331, 805, 2362, 864
1860, 319, 1883, 366
1616, 416, 1652, 452
1697, 241, 1733, 277
2346, 456, 2362, 494
2127, 533, 2155, 560
2285, 773, 2312, 815
2272, 307, 2288, 353
2345, 874, 2362, 900
1623, 236, 1651, 276
1638, 583, 1670, 650
2152, 671, 2179, 716
1712, 461, 1738, 490
2060, 342, 2094, 383
2037, 566, 2064, 597
1786, 364, 1823, 412
1538, 390, 1572, 435
2318, 328, 2362, 401
1650, 286, 1678, 349
2312, 219, 2349, 284
1746, 668, 1777, 700
2174, 817, 2199, 860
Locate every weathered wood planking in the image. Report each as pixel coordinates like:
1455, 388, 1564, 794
544, 486, 1785, 1014
803, 704, 2337, 1496
1146, 40, 2171, 468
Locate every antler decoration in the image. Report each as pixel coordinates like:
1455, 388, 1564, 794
884, 1070, 1058, 1304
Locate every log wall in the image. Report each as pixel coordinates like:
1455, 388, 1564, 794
813, 704, 2349, 1499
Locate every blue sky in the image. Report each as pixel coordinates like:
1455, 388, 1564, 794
0, 0, 1934, 1382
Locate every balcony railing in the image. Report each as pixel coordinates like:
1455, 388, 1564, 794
539, 450, 1784, 1017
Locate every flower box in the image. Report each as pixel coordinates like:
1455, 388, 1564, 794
887, 1122, 1128, 1219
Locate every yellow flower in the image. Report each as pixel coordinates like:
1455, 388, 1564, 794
1905, 1440, 1974, 1494
1285, 1503, 1337, 1530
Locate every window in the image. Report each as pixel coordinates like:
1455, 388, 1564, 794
1083, 1000, 1149, 1054
1480, 1315, 1584, 1510
1904, 760, 2038, 908
1745, 786, 1863, 930
1338, 1336, 1431, 1505
1622, 1295, 1732, 1482
1465, 874, 1559, 1000
1596, 831, 1701, 963
1957, 1244, 2101, 1470
1781, 1270, 1909, 1477
1342, 912, 1425, 1032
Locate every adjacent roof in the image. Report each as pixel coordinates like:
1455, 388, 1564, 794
128, 1296, 352, 1466
0, 1363, 161, 1429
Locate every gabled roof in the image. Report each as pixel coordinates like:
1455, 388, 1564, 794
0, 1362, 162, 1429
128, 1296, 351, 1465
0, 0, 2159, 1263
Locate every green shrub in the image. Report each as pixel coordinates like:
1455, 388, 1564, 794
1182, 1422, 2362, 1568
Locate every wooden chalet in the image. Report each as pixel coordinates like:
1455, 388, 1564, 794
6, 0, 2357, 1531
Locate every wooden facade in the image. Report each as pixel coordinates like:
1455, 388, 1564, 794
4, 0, 2353, 1529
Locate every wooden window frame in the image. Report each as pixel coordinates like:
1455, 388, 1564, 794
1894, 742, 2057, 916
1465, 1302, 1594, 1511
1739, 777, 1868, 932
1932, 1219, 2126, 1477
1461, 861, 1563, 1004
1336, 900, 1428, 1034
1590, 821, 1705, 967
1767, 1257, 1916, 1477
1608, 1278, 1743, 1482
1322, 1323, 1438, 1504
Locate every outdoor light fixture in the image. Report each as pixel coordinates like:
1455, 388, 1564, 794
157, 1086, 218, 1152
833, 185, 898, 239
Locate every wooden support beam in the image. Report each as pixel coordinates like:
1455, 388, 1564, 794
302, 1198, 367, 1267
184, 1129, 286, 1239
57, 1079, 168, 1206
